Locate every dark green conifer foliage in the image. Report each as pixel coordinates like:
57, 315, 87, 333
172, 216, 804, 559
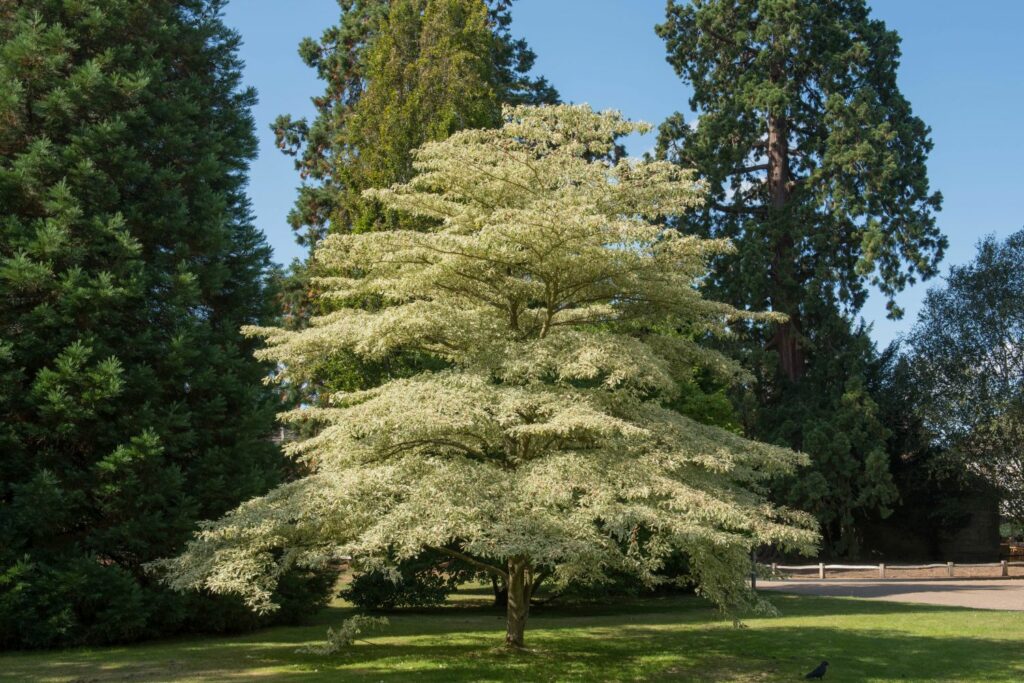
657, 0, 944, 555
863, 346, 988, 559
0, 0, 321, 648
735, 318, 898, 555
341, 0, 505, 233
273, 0, 558, 249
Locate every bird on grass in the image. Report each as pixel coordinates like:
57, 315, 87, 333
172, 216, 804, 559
804, 660, 829, 679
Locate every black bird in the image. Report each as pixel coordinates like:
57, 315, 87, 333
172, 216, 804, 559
804, 661, 829, 679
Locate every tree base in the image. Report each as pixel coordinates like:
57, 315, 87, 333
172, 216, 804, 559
488, 643, 538, 656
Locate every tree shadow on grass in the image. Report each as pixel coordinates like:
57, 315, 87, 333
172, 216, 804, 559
325, 595, 1024, 681
291, 617, 1024, 682
3, 595, 1023, 682
337, 596, 1024, 681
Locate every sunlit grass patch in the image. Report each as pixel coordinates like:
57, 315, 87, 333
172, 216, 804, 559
2, 592, 1023, 682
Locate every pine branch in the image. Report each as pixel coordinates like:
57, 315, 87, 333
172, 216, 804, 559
712, 201, 766, 216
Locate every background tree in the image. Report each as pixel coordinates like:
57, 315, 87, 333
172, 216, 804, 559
744, 318, 896, 553
0, 0, 327, 648
864, 345, 988, 559
161, 105, 818, 649
908, 231, 1024, 522
656, 0, 944, 555
273, 0, 557, 249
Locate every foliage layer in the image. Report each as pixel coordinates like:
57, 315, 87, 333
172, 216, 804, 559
0, 0, 327, 648
656, 0, 945, 554
908, 231, 1024, 523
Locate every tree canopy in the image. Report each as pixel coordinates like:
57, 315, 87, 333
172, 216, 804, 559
273, 0, 557, 398
0, 0, 326, 648
654, 0, 944, 555
160, 105, 818, 648
656, 0, 944, 379
908, 230, 1024, 522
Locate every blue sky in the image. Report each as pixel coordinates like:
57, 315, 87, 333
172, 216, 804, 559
224, 0, 1023, 347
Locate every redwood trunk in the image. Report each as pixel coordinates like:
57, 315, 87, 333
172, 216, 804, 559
504, 557, 531, 648
769, 317, 804, 382
766, 111, 805, 381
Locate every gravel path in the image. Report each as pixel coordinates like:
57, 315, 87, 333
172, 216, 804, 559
759, 579, 1024, 611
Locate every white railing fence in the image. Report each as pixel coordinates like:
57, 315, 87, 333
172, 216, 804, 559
764, 560, 1024, 579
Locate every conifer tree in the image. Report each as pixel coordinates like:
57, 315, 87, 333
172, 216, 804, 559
0, 0, 321, 648
274, 0, 557, 248
339, 0, 504, 233
162, 105, 818, 649
656, 0, 943, 554
657, 0, 944, 378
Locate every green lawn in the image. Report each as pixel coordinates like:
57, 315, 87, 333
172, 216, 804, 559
2, 587, 1022, 682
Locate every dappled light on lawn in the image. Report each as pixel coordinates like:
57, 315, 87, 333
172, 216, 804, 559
2, 594, 1024, 682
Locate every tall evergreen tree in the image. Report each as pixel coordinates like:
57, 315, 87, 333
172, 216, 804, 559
273, 0, 557, 249
657, 0, 944, 378
656, 0, 944, 555
337, 0, 504, 234
0, 0, 323, 648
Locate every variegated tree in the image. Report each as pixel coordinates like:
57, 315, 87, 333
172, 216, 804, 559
161, 105, 817, 648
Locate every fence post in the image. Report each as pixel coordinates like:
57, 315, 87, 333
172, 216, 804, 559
947, 561, 954, 577
771, 562, 778, 575
1001, 560, 1008, 577
818, 562, 825, 579
879, 563, 885, 579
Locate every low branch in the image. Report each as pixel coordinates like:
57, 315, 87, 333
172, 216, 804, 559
427, 545, 508, 581
531, 568, 551, 594
383, 438, 488, 461
730, 163, 769, 174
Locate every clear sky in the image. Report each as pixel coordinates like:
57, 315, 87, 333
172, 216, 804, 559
224, 0, 1024, 347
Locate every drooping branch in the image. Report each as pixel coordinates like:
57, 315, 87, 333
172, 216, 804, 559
382, 438, 488, 461
426, 545, 508, 581
530, 568, 551, 595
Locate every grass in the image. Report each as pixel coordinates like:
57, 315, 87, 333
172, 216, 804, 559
2, 586, 1023, 682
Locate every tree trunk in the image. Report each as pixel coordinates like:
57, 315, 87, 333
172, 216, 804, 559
769, 317, 804, 382
491, 575, 508, 608
766, 110, 805, 381
504, 557, 531, 648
